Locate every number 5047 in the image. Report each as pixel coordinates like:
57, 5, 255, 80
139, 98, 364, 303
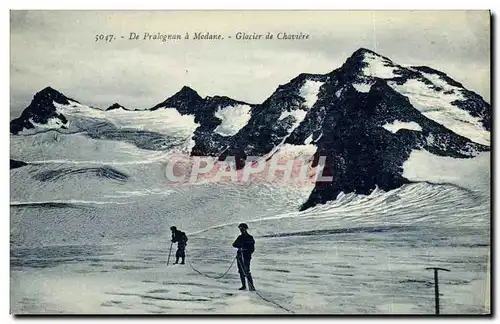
95, 34, 115, 43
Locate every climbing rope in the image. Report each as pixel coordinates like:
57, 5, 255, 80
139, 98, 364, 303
235, 254, 295, 314
175, 237, 295, 313
187, 253, 237, 279
254, 290, 295, 314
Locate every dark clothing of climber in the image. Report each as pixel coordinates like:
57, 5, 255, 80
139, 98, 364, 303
236, 252, 253, 289
233, 223, 255, 291
233, 233, 255, 259
171, 227, 188, 265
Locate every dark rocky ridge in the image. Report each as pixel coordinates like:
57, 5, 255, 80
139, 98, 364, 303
10, 159, 28, 170
10, 87, 77, 134
217, 73, 327, 166
106, 103, 128, 111
150, 86, 205, 113
150, 86, 260, 157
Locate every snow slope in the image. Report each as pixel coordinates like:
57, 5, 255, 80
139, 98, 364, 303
52, 101, 199, 140
299, 80, 324, 108
388, 79, 489, 146
10, 178, 490, 314
382, 121, 423, 134
213, 104, 252, 136
10, 141, 490, 314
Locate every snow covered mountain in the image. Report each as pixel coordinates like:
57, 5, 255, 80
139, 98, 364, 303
106, 103, 129, 111
11, 87, 200, 152
10, 48, 491, 210
10, 87, 74, 134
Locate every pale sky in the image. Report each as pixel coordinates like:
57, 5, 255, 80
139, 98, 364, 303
10, 10, 490, 117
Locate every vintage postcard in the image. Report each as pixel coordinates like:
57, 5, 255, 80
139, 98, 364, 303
10, 10, 491, 315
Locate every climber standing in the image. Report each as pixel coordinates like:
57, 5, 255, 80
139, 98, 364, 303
170, 226, 188, 265
232, 223, 256, 291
